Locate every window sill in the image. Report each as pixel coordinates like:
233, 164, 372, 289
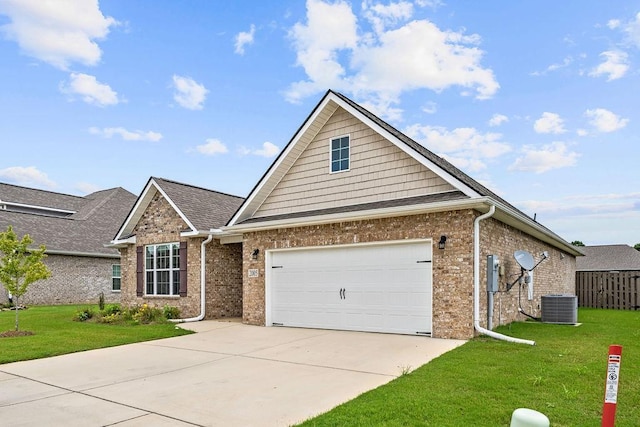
142, 295, 181, 299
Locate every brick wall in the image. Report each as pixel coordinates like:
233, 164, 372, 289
204, 241, 243, 318
242, 209, 576, 340
243, 210, 477, 339
480, 217, 576, 329
119, 191, 243, 319
1, 254, 120, 305
120, 191, 201, 317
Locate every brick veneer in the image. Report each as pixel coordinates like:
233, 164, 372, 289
8, 254, 120, 305
120, 192, 243, 319
242, 209, 576, 339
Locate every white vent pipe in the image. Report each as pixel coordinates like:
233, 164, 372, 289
474, 205, 535, 345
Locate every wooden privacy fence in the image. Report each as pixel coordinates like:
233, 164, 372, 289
576, 271, 640, 310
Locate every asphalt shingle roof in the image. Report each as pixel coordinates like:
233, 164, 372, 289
153, 178, 244, 231
0, 184, 136, 256
576, 245, 640, 271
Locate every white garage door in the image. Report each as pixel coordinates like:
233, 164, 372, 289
268, 241, 432, 335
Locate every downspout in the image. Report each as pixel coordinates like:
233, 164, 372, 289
474, 205, 535, 346
171, 234, 214, 323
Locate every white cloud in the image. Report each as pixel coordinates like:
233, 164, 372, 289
196, 139, 228, 155
286, 0, 499, 119
75, 182, 101, 194
623, 12, 640, 47
584, 108, 629, 133
488, 113, 508, 127
171, 75, 208, 110
0, 166, 56, 189
60, 73, 120, 107
239, 142, 280, 158
89, 127, 162, 142
607, 19, 621, 30
509, 142, 579, 174
531, 56, 573, 76
533, 112, 566, 134
589, 50, 629, 81
404, 124, 511, 172
362, 0, 414, 34
422, 101, 437, 114
576, 129, 588, 137
234, 24, 256, 55
0, 0, 118, 69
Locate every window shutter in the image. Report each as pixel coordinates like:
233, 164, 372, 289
136, 246, 144, 297
179, 241, 188, 297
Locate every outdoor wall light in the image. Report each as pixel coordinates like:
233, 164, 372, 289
438, 235, 447, 250
252, 249, 260, 260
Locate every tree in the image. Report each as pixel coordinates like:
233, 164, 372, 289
635, 243, 640, 251
0, 226, 51, 331
571, 240, 585, 247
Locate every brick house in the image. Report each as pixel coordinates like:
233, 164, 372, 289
109, 177, 244, 319
114, 91, 581, 339
0, 182, 136, 305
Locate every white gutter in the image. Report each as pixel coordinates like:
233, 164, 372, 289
171, 233, 214, 323
473, 205, 536, 346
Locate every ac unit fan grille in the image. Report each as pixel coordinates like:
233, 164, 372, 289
541, 294, 577, 324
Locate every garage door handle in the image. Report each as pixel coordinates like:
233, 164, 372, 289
417, 260, 431, 263
339, 288, 346, 299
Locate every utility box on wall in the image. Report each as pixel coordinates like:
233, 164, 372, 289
487, 255, 500, 293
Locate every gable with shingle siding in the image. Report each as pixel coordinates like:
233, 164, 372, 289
255, 107, 455, 218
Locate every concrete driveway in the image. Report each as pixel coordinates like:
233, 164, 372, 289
0, 320, 465, 426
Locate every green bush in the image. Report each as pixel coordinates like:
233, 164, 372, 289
73, 307, 95, 322
163, 305, 181, 319
102, 304, 121, 316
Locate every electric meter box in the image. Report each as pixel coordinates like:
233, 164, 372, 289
487, 255, 499, 293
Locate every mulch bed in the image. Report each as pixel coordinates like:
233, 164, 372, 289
0, 330, 34, 338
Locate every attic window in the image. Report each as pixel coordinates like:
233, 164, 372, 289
330, 135, 350, 173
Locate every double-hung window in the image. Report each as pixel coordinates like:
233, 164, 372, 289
330, 136, 350, 172
112, 264, 121, 291
145, 243, 180, 296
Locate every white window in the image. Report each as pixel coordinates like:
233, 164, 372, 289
112, 264, 121, 291
330, 135, 350, 172
145, 243, 181, 295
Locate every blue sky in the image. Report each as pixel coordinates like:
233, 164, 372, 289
0, 0, 638, 246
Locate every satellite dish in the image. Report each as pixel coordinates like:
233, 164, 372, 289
514, 250, 535, 271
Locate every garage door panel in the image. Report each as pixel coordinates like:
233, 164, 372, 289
269, 242, 432, 335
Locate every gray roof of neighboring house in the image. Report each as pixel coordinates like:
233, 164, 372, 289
152, 177, 244, 231
0, 182, 86, 212
0, 183, 136, 256
576, 245, 640, 271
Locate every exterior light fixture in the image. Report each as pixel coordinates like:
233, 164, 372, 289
252, 249, 260, 260
438, 235, 447, 250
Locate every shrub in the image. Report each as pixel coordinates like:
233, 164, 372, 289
130, 304, 165, 324
163, 305, 181, 319
98, 292, 105, 310
74, 307, 95, 322
102, 304, 121, 316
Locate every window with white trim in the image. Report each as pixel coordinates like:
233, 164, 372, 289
112, 264, 121, 291
330, 136, 350, 172
145, 243, 180, 295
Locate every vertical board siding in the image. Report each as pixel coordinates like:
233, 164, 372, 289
576, 271, 640, 310
255, 107, 455, 218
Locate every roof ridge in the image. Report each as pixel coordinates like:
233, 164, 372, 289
152, 176, 244, 199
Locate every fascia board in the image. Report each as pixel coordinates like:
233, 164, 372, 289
227, 94, 338, 226
330, 95, 481, 198
226, 198, 489, 233
113, 179, 157, 240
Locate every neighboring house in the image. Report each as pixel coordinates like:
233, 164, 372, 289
575, 244, 640, 310
0, 182, 136, 305
110, 177, 245, 319
113, 90, 582, 340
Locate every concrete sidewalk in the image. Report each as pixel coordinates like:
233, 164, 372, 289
0, 321, 465, 426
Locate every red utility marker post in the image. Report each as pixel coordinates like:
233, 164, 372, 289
602, 345, 623, 427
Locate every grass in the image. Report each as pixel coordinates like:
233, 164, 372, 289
299, 308, 640, 427
0, 305, 193, 364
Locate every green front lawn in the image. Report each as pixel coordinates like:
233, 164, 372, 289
0, 305, 193, 364
300, 308, 640, 427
